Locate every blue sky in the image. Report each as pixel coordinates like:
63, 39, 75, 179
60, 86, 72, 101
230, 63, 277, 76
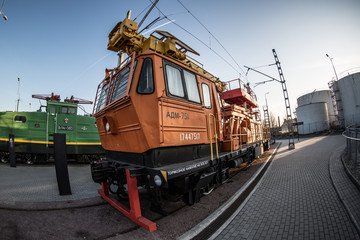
1, 0, 359, 122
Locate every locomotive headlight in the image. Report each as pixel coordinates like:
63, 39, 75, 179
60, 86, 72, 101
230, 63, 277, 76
154, 175, 162, 186
105, 122, 110, 132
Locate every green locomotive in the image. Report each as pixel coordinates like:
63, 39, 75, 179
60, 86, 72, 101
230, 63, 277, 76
0, 93, 104, 164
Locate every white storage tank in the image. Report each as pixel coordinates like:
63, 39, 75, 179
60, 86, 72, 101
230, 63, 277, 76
297, 90, 336, 124
296, 102, 329, 134
333, 71, 360, 127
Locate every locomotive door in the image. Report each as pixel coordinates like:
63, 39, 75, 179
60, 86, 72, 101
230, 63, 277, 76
56, 106, 77, 154
56, 107, 73, 142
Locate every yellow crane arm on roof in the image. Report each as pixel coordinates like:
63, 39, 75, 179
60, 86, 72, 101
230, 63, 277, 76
107, 17, 226, 93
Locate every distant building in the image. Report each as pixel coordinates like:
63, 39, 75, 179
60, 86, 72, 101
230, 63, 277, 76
296, 90, 332, 134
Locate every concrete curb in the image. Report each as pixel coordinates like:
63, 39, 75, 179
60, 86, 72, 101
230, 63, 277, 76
178, 142, 281, 240
329, 145, 360, 236
0, 196, 106, 211
341, 154, 360, 192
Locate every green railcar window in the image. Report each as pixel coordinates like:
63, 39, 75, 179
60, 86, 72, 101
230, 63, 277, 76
14, 116, 26, 123
68, 108, 76, 114
62, 107, 67, 114
50, 107, 56, 115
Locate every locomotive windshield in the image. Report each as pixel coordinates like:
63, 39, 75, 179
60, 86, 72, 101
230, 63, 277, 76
137, 58, 153, 94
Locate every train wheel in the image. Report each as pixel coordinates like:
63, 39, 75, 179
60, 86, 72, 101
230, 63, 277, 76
25, 154, 34, 165
1, 153, 9, 163
90, 154, 99, 162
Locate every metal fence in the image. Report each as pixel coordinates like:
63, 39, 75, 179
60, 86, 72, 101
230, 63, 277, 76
343, 127, 360, 168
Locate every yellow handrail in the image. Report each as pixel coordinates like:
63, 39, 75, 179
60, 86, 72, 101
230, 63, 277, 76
208, 113, 219, 160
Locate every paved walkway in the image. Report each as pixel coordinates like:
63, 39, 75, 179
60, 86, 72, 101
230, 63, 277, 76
0, 163, 101, 209
212, 135, 360, 239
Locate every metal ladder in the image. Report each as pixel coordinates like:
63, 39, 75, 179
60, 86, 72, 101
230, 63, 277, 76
272, 49, 295, 149
328, 80, 343, 127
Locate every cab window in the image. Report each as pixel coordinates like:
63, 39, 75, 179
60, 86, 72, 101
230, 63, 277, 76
164, 61, 201, 104
137, 58, 154, 94
68, 108, 76, 114
202, 83, 211, 109
50, 107, 56, 115
14, 116, 26, 123
61, 107, 67, 114
166, 65, 184, 97
183, 70, 200, 103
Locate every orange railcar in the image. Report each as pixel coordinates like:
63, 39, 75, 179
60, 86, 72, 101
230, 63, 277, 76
90, 15, 270, 231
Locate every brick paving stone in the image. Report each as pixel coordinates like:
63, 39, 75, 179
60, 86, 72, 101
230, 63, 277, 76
214, 135, 360, 240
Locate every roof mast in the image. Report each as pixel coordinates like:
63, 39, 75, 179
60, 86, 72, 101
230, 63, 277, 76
15, 78, 21, 112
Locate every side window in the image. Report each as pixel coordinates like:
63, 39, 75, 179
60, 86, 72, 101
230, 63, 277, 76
202, 83, 212, 109
166, 65, 184, 97
14, 116, 26, 123
50, 107, 56, 115
68, 108, 76, 114
137, 58, 154, 94
183, 70, 201, 103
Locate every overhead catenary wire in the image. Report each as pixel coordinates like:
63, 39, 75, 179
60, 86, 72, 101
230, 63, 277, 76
252, 63, 276, 69
0, 0, 5, 12
146, 0, 247, 82
175, 0, 247, 78
133, 3, 153, 21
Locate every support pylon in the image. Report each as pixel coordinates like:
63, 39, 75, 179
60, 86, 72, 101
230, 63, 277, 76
272, 49, 295, 149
